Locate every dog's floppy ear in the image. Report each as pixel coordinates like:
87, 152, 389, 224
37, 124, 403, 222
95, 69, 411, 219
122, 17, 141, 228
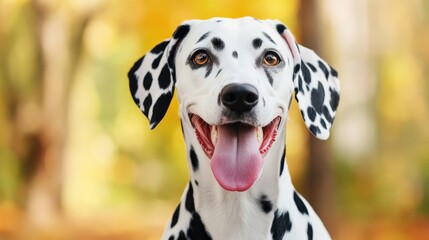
265, 20, 340, 140
128, 23, 192, 129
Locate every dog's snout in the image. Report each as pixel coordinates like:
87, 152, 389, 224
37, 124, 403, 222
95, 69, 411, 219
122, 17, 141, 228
220, 83, 259, 113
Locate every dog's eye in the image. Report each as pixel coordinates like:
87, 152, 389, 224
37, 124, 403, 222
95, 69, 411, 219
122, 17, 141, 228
192, 50, 210, 65
263, 51, 281, 66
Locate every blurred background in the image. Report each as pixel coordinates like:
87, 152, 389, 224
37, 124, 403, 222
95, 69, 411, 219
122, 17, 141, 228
1, 0, 429, 239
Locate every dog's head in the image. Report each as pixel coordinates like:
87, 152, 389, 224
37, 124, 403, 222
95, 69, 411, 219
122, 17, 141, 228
128, 17, 340, 191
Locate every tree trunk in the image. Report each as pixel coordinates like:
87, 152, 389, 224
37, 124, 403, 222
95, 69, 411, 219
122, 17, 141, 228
298, 0, 336, 233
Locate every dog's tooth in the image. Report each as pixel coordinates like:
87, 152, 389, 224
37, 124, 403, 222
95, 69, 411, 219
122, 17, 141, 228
256, 127, 263, 145
211, 126, 218, 144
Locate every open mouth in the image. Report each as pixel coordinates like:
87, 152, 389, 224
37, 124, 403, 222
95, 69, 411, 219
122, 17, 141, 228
190, 114, 281, 191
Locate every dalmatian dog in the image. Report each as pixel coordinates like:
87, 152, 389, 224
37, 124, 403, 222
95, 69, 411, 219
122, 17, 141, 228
128, 17, 340, 240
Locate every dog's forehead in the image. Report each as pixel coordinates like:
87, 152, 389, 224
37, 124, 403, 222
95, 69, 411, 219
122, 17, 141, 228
185, 17, 279, 45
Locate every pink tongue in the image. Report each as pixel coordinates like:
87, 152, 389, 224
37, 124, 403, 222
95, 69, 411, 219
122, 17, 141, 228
210, 124, 263, 192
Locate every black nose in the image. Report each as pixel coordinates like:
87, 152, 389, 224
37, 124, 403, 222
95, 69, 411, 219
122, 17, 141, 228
220, 83, 259, 113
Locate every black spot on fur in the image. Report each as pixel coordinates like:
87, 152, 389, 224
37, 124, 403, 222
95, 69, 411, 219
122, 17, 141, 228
293, 63, 300, 79
309, 124, 321, 136
173, 24, 190, 40
318, 60, 329, 80
307, 62, 317, 72
150, 40, 169, 54
279, 147, 286, 176
297, 76, 304, 94
150, 92, 173, 127
190, 147, 199, 171
187, 212, 213, 240
323, 106, 333, 123
197, 32, 210, 43
128, 56, 144, 105
177, 231, 186, 240
307, 107, 317, 122
271, 210, 292, 240
216, 19, 222, 23
294, 191, 309, 215
168, 235, 174, 240
232, 51, 238, 58
276, 24, 287, 34
262, 32, 276, 44
158, 64, 171, 89
307, 223, 313, 240
143, 72, 153, 90
320, 118, 327, 129
143, 94, 152, 115
330, 66, 338, 78
211, 37, 225, 51
264, 69, 273, 85
185, 183, 195, 213
252, 38, 263, 49
215, 69, 222, 78
311, 82, 325, 114
302, 61, 311, 84
195, 180, 199, 186
171, 203, 180, 228
259, 195, 273, 214
329, 88, 340, 111
152, 53, 163, 69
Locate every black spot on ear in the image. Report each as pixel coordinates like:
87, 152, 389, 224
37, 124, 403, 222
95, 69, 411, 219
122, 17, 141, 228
252, 38, 263, 49
320, 118, 327, 129
307, 62, 317, 72
307, 223, 313, 240
330, 66, 338, 78
158, 64, 171, 89
309, 124, 321, 136
197, 31, 210, 43
185, 183, 195, 213
259, 195, 273, 214
276, 24, 287, 34
143, 72, 153, 90
170, 203, 180, 228
264, 69, 273, 85
323, 106, 333, 123
271, 210, 292, 240
143, 94, 152, 114
128, 56, 144, 104
302, 61, 311, 84
279, 147, 286, 176
150, 91, 173, 127
211, 37, 225, 51
293, 63, 300, 80
173, 24, 191, 40
187, 212, 213, 240
307, 107, 317, 122
177, 231, 186, 240
262, 32, 276, 44
297, 76, 304, 94
190, 147, 199, 171
150, 41, 169, 54
152, 53, 163, 69
311, 82, 325, 114
293, 191, 309, 215
232, 51, 238, 58
329, 88, 340, 111
318, 60, 329, 80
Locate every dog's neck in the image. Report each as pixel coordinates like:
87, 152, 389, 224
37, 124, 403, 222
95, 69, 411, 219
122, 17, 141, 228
182, 123, 294, 239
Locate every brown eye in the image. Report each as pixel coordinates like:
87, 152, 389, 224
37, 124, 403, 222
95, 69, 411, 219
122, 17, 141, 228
192, 50, 210, 65
263, 51, 281, 66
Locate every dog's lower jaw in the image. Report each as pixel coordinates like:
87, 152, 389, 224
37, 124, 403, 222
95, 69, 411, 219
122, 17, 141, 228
180, 123, 290, 239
